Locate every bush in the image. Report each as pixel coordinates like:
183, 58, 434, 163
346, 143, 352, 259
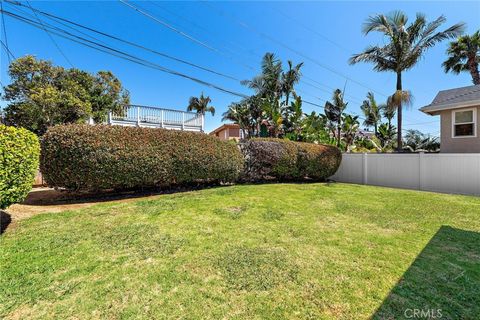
0, 125, 40, 209
41, 124, 244, 191
240, 138, 341, 181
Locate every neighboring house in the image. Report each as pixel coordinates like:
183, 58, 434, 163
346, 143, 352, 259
99, 105, 204, 132
210, 123, 244, 140
420, 85, 480, 153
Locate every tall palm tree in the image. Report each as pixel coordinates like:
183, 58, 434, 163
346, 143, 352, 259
324, 89, 348, 147
350, 11, 464, 151
360, 92, 381, 135
186, 92, 215, 116
442, 30, 480, 85
282, 60, 303, 106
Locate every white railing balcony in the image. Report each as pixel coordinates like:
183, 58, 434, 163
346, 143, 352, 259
107, 105, 204, 132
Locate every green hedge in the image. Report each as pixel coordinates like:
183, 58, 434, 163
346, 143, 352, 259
240, 138, 341, 181
40, 125, 244, 191
0, 125, 40, 209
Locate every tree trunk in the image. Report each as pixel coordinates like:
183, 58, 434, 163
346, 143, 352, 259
396, 72, 403, 152
374, 123, 378, 137
468, 54, 480, 85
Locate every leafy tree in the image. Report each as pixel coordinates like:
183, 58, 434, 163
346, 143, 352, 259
350, 11, 464, 150
186, 92, 215, 116
341, 114, 360, 152
403, 129, 440, 152
1, 55, 130, 135
360, 92, 381, 135
226, 52, 305, 139
282, 60, 303, 106
442, 30, 480, 85
380, 97, 397, 137
324, 89, 348, 147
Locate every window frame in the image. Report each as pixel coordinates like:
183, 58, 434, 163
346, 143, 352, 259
451, 108, 477, 138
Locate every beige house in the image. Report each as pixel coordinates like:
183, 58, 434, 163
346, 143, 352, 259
209, 123, 244, 141
421, 85, 480, 153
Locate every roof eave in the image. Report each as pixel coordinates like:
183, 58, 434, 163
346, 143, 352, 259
420, 100, 480, 116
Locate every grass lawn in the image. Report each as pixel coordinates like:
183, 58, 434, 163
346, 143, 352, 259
1, 183, 479, 319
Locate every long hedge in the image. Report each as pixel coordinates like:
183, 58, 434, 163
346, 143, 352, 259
240, 138, 341, 181
41, 125, 244, 191
0, 125, 40, 209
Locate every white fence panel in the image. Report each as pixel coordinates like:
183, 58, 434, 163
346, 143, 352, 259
331, 153, 480, 196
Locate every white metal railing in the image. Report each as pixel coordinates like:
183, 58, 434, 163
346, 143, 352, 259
108, 105, 204, 132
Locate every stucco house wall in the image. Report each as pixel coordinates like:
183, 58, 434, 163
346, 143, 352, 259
439, 106, 480, 153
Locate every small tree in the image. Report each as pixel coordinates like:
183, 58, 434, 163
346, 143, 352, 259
187, 92, 215, 116
324, 89, 348, 147
1, 56, 130, 135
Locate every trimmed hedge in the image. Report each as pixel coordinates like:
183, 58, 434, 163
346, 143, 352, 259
41, 125, 244, 191
240, 138, 341, 181
0, 125, 40, 209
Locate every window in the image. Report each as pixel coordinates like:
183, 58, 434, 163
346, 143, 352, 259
452, 108, 476, 138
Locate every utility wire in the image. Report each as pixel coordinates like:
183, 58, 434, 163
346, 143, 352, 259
1, 9, 249, 98
0, 38, 14, 61
7, 1, 240, 81
0, 1, 13, 63
119, 0, 218, 52
24, 0, 73, 67
201, 1, 388, 98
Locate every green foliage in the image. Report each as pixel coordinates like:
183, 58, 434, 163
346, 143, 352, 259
40, 124, 244, 191
350, 11, 464, 149
1, 55, 130, 135
186, 92, 215, 116
0, 125, 39, 209
240, 138, 341, 181
443, 30, 480, 85
403, 129, 440, 152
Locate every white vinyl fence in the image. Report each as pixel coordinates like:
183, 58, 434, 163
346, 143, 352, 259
331, 153, 480, 196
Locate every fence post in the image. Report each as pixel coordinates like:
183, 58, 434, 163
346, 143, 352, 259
362, 153, 368, 185
161, 110, 164, 128
136, 106, 141, 126
182, 112, 185, 130
107, 112, 112, 125
419, 152, 425, 191
201, 113, 205, 132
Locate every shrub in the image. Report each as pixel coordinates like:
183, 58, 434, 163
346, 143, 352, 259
41, 124, 244, 191
240, 138, 341, 181
0, 125, 40, 209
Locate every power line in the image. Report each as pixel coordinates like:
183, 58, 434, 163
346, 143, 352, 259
24, 0, 73, 67
1, 9, 249, 98
0, 1, 13, 63
7, 0, 240, 81
0, 38, 14, 61
201, 1, 388, 98
119, 0, 218, 52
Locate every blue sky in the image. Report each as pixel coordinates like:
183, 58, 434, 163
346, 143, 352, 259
1, 0, 479, 134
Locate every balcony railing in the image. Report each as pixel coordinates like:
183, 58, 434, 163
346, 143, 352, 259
107, 105, 204, 132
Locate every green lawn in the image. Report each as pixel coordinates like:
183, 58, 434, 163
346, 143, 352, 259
1, 183, 479, 319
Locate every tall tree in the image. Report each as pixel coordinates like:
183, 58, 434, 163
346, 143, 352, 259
282, 60, 303, 106
442, 30, 480, 85
1, 55, 129, 135
186, 92, 215, 116
360, 92, 381, 135
324, 89, 348, 147
350, 11, 464, 151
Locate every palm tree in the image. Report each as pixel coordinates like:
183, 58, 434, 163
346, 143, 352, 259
341, 114, 360, 152
442, 30, 480, 85
324, 89, 348, 147
187, 93, 215, 116
350, 11, 464, 151
360, 92, 381, 135
282, 60, 303, 106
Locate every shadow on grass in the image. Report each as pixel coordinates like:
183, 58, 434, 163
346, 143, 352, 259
372, 226, 480, 319
22, 183, 233, 206
0, 210, 12, 234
